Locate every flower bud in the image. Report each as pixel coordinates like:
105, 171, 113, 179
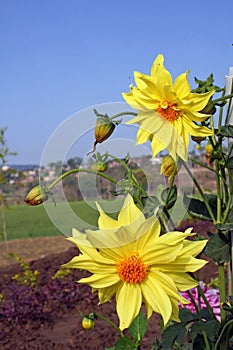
87, 114, 120, 155
205, 143, 213, 155
191, 136, 206, 144
199, 100, 216, 115
82, 316, 95, 330
161, 156, 177, 181
92, 161, 107, 172
24, 185, 48, 206
95, 117, 115, 144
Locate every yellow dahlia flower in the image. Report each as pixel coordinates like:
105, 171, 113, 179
63, 195, 207, 330
122, 54, 214, 161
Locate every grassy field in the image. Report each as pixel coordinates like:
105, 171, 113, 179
0, 197, 187, 241
0, 199, 124, 240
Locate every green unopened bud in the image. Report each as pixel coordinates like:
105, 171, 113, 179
24, 185, 48, 206
161, 156, 178, 181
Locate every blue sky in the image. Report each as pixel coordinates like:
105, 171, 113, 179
1, 0, 233, 165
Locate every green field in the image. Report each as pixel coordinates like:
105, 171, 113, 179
0, 197, 187, 241
0, 199, 124, 240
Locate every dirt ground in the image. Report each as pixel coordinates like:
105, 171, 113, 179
0, 236, 73, 267
0, 235, 218, 350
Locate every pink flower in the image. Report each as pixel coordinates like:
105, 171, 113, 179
179, 282, 220, 321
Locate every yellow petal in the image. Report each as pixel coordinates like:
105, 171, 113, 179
181, 239, 208, 257
63, 254, 116, 274
125, 110, 153, 125
169, 297, 181, 322
157, 230, 192, 245
182, 115, 213, 137
79, 273, 120, 288
118, 194, 145, 227
98, 283, 120, 304
134, 71, 162, 100
96, 203, 119, 230
151, 54, 165, 76
149, 270, 189, 306
173, 71, 190, 99
141, 276, 172, 325
116, 283, 142, 330
160, 255, 208, 273
134, 214, 161, 250
143, 242, 183, 265
187, 90, 214, 112
151, 54, 172, 90
167, 272, 199, 291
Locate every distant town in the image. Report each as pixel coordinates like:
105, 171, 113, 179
1, 150, 216, 206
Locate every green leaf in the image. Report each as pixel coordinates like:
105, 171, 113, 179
183, 193, 217, 221
179, 308, 197, 324
226, 157, 233, 170
114, 337, 135, 350
203, 320, 220, 341
161, 185, 177, 210
141, 196, 160, 215
199, 308, 214, 321
215, 223, 233, 231
217, 125, 233, 138
128, 311, 147, 341
204, 232, 230, 263
189, 322, 202, 342
193, 334, 207, 349
216, 206, 233, 231
161, 323, 186, 350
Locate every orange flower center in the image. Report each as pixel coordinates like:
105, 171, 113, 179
116, 252, 148, 284
157, 100, 180, 122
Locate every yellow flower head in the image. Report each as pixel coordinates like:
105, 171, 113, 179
63, 195, 207, 330
122, 54, 214, 161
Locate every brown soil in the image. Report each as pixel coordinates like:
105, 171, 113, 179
0, 236, 218, 350
0, 236, 73, 267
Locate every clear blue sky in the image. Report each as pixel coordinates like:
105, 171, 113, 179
1, 0, 233, 165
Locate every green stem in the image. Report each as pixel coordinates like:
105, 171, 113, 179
161, 159, 178, 231
94, 312, 125, 337
218, 263, 226, 324
109, 111, 137, 120
222, 188, 233, 224
215, 162, 222, 224
217, 90, 226, 131
212, 92, 233, 104
215, 319, 233, 350
197, 284, 217, 320
46, 168, 118, 191
181, 161, 216, 223
190, 157, 217, 174
107, 153, 158, 211
187, 290, 211, 350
